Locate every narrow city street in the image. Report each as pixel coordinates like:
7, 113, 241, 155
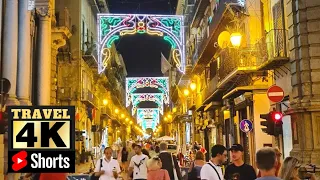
1, 0, 320, 179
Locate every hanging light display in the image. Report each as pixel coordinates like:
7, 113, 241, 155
97, 14, 185, 74
137, 108, 160, 128
131, 93, 164, 115
126, 77, 169, 107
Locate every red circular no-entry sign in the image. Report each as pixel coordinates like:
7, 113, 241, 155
267, 85, 284, 103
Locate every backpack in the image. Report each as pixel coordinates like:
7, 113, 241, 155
188, 162, 198, 180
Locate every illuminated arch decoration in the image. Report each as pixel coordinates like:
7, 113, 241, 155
137, 108, 159, 130
131, 93, 164, 116
126, 77, 169, 107
97, 14, 185, 74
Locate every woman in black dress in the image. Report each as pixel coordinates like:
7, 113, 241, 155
121, 147, 129, 172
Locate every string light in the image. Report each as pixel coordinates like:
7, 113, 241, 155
97, 14, 186, 74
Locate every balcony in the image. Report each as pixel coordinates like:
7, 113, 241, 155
101, 107, 112, 118
191, 0, 242, 74
82, 45, 98, 68
218, 48, 260, 88
81, 89, 99, 107
53, 7, 72, 39
190, 0, 211, 28
258, 29, 289, 70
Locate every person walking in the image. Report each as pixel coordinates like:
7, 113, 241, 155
93, 147, 121, 180
158, 142, 183, 180
121, 147, 129, 172
147, 156, 170, 180
128, 144, 149, 180
224, 144, 256, 180
142, 148, 151, 159
279, 157, 317, 180
200, 144, 227, 180
255, 147, 281, 180
257, 147, 282, 177
188, 151, 205, 180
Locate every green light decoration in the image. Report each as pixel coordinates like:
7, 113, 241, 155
97, 14, 185, 74
164, 36, 176, 49
106, 35, 119, 48
126, 77, 169, 107
137, 30, 146, 34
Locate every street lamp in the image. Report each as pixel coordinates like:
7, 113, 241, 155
173, 107, 177, 113
230, 32, 242, 47
183, 89, 190, 96
120, 113, 125, 119
164, 117, 168, 121
190, 82, 196, 91
129, 121, 133, 125
103, 99, 108, 106
125, 117, 129, 122
115, 108, 119, 114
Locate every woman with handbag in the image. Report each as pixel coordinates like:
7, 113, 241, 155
92, 147, 121, 180
188, 151, 205, 180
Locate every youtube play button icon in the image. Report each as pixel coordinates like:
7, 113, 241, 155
12, 151, 28, 171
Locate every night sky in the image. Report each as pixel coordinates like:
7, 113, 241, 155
107, 0, 178, 77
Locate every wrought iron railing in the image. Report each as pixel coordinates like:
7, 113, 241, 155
218, 47, 260, 81
56, 7, 72, 30
265, 29, 288, 59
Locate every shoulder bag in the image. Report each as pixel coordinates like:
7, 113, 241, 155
207, 163, 221, 180
90, 159, 103, 180
171, 153, 179, 180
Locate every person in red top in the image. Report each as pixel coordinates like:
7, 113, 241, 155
257, 147, 282, 177
39, 173, 68, 180
199, 144, 207, 154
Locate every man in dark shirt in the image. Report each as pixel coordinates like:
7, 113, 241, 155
224, 144, 256, 180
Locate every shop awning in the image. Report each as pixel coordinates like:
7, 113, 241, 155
204, 101, 222, 112
222, 85, 269, 100
196, 105, 206, 112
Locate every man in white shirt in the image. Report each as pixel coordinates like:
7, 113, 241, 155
94, 147, 121, 180
128, 144, 149, 180
200, 144, 227, 180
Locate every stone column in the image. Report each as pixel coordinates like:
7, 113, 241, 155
2, 0, 19, 105
17, 0, 32, 105
36, 6, 52, 105
287, 0, 320, 174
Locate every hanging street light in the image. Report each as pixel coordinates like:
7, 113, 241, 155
183, 89, 190, 96
190, 82, 196, 91
230, 32, 242, 47
103, 99, 108, 105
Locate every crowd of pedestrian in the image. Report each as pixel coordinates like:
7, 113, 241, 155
22, 141, 318, 180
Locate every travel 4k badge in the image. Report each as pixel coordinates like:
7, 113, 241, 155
240, 119, 253, 133
7, 106, 76, 173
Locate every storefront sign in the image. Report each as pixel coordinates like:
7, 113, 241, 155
234, 95, 246, 105
240, 119, 253, 133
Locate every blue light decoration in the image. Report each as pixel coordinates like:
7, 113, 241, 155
97, 14, 185, 75
131, 93, 164, 115
137, 108, 160, 129
126, 77, 169, 107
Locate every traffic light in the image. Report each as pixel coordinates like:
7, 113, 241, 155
271, 111, 283, 136
260, 112, 274, 135
260, 111, 283, 136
